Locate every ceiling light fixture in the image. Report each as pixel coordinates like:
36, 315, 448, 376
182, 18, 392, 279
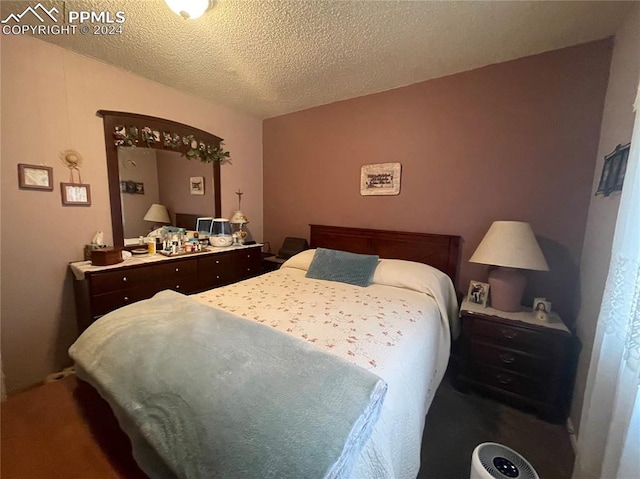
164, 0, 212, 20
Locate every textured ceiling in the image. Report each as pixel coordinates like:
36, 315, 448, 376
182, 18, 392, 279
2, 1, 634, 119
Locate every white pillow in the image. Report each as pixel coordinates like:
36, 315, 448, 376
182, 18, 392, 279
280, 249, 317, 271
372, 258, 450, 296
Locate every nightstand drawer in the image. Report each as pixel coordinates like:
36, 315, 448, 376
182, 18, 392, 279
475, 364, 545, 401
471, 340, 549, 378
473, 319, 547, 353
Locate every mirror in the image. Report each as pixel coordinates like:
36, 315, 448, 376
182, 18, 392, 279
98, 111, 222, 247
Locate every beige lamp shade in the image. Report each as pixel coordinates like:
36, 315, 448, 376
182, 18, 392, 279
469, 221, 549, 271
143, 204, 171, 224
229, 210, 249, 224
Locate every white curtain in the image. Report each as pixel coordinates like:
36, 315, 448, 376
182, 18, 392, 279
573, 86, 640, 479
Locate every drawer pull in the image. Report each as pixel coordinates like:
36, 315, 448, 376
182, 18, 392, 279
496, 374, 513, 385
500, 328, 519, 339
216, 260, 220, 264
123, 296, 129, 301
175, 285, 180, 290
216, 275, 220, 279
122, 277, 127, 282
499, 353, 516, 364
175, 268, 179, 272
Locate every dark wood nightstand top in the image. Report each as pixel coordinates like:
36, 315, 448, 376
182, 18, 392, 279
460, 298, 570, 334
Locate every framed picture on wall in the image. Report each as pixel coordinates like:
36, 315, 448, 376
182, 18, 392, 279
135, 182, 145, 194
360, 162, 401, 196
61, 183, 91, 206
18, 164, 54, 191
190, 176, 204, 195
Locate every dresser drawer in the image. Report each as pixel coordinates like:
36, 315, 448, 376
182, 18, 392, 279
199, 253, 239, 289
89, 267, 149, 295
472, 319, 547, 353
150, 258, 198, 279
474, 364, 545, 401
234, 248, 262, 277
91, 286, 155, 317
158, 277, 199, 295
471, 340, 549, 378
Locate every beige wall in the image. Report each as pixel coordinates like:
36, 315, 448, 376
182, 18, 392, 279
571, 5, 640, 434
119, 148, 160, 239
1, 35, 263, 393
264, 40, 612, 326
156, 150, 216, 223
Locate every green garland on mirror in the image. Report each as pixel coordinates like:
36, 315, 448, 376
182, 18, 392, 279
113, 126, 231, 164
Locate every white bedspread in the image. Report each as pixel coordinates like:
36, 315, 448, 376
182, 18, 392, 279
192, 260, 457, 479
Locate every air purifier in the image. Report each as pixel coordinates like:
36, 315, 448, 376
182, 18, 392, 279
470, 442, 539, 479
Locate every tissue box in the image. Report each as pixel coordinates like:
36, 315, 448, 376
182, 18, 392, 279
91, 247, 123, 266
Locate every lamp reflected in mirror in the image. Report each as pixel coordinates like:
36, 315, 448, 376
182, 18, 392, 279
144, 204, 171, 231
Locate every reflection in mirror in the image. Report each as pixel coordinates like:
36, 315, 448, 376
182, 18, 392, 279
99, 111, 223, 248
118, 147, 216, 241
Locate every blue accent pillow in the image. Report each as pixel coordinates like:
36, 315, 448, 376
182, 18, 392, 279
305, 248, 379, 287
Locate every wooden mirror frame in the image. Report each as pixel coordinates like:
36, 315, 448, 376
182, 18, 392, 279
98, 110, 222, 247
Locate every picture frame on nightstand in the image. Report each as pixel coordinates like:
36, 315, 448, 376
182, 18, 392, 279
467, 280, 489, 307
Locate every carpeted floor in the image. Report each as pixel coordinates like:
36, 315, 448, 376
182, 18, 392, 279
418, 371, 575, 479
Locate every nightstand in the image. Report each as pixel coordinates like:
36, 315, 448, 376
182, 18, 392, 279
455, 299, 579, 423
261, 254, 285, 273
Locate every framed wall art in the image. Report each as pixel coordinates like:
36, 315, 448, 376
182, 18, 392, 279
61, 183, 91, 206
190, 176, 204, 195
360, 162, 401, 196
596, 143, 630, 197
18, 164, 54, 191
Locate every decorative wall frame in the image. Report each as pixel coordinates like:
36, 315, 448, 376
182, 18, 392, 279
61, 183, 91, 206
190, 176, 204, 195
18, 164, 53, 191
596, 143, 630, 197
360, 162, 401, 196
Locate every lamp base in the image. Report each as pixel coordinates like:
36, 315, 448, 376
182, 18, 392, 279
488, 267, 525, 312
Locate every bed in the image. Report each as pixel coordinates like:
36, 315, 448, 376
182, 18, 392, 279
3, 225, 461, 479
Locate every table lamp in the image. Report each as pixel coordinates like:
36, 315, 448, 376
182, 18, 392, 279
143, 204, 171, 229
469, 221, 549, 312
230, 189, 248, 244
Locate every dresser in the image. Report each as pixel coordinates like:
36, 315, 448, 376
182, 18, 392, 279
71, 245, 262, 331
455, 299, 579, 423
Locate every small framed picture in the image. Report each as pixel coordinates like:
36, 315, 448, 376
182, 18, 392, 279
125, 181, 136, 194
190, 176, 204, 195
468, 280, 490, 307
533, 298, 551, 314
18, 164, 54, 191
135, 182, 145, 194
61, 183, 91, 206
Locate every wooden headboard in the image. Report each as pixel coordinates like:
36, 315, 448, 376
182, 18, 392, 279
310, 225, 461, 286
